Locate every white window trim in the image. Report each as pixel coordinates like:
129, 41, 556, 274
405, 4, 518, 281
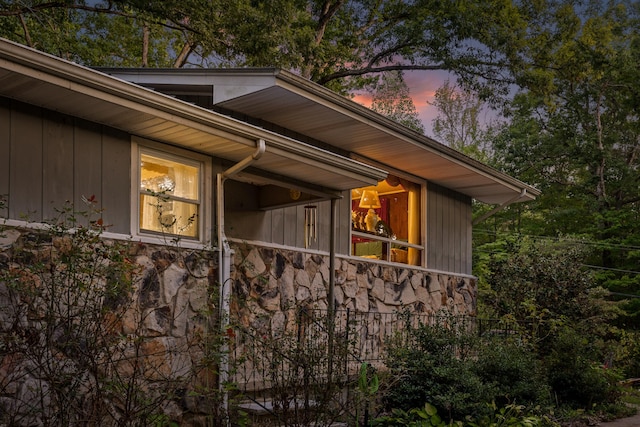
131, 137, 212, 245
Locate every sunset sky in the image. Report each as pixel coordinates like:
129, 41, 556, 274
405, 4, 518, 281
353, 69, 453, 136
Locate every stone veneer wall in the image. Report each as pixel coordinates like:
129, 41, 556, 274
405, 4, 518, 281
0, 227, 476, 425
0, 227, 218, 426
231, 241, 477, 323
229, 241, 477, 383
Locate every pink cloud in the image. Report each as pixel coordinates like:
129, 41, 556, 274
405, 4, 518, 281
404, 70, 454, 135
351, 70, 454, 136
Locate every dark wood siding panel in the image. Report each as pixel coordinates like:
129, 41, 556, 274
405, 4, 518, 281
3, 100, 132, 229
337, 194, 351, 255
101, 128, 131, 234
427, 185, 444, 270
445, 189, 454, 270
294, 205, 305, 248
427, 183, 472, 275
224, 179, 269, 242
464, 196, 472, 273
10, 102, 43, 222
271, 208, 284, 245
226, 194, 342, 253
73, 121, 103, 227
226, 211, 268, 241
42, 111, 74, 220
0, 98, 10, 217
455, 192, 463, 271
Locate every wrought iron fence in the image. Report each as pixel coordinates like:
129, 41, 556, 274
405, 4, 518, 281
230, 308, 533, 421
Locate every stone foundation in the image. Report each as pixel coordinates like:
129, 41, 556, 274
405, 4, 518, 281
231, 241, 476, 325
0, 227, 219, 426
0, 227, 476, 425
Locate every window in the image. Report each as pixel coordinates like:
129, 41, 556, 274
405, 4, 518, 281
134, 141, 208, 241
351, 175, 423, 265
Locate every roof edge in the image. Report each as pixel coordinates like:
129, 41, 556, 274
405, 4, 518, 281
272, 70, 540, 202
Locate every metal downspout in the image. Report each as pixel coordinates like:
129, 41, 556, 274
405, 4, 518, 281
217, 139, 265, 420
327, 198, 337, 385
328, 198, 337, 316
472, 189, 527, 225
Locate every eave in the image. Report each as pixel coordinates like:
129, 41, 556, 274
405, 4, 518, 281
221, 70, 540, 205
101, 67, 539, 205
0, 39, 387, 197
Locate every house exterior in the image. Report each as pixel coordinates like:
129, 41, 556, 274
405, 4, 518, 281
0, 38, 539, 424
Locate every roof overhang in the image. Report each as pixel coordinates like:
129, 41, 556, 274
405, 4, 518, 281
103, 67, 540, 205
217, 70, 540, 205
0, 39, 386, 197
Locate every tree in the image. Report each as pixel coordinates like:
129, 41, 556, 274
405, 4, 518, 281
0, 0, 536, 93
367, 71, 424, 133
429, 79, 499, 162
492, 0, 640, 326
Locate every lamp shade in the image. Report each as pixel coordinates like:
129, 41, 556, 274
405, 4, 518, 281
359, 190, 381, 209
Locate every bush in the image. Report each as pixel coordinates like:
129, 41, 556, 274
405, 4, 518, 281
383, 317, 554, 422
383, 318, 492, 421
544, 327, 620, 408
475, 339, 550, 407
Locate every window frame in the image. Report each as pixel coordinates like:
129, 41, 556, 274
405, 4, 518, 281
350, 174, 426, 266
131, 137, 212, 244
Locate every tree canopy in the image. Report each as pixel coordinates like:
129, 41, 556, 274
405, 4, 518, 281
0, 0, 536, 93
485, 0, 640, 327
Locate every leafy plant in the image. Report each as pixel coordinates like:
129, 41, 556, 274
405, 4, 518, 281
357, 362, 380, 426
372, 402, 461, 427
465, 402, 553, 427
383, 315, 489, 420
544, 327, 619, 408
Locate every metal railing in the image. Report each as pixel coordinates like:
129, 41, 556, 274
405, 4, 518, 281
230, 309, 532, 420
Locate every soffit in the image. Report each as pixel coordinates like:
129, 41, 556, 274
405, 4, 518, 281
216, 71, 540, 205
0, 39, 385, 195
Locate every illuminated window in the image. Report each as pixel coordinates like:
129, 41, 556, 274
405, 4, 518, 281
351, 175, 422, 265
138, 149, 201, 239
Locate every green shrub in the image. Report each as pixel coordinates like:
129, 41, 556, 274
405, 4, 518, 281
372, 402, 462, 427
465, 402, 556, 427
544, 327, 618, 408
383, 317, 555, 422
383, 318, 491, 421
474, 339, 550, 407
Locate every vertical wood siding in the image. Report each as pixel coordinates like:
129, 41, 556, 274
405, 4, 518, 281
0, 98, 11, 217
225, 181, 351, 253
427, 183, 472, 275
0, 98, 131, 234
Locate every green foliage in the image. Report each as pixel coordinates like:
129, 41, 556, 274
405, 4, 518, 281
0, 1, 538, 93
429, 79, 499, 162
373, 401, 554, 427
358, 361, 379, 397
544, 328, 620, 408
465, 402, 554, 427
490, 0, 640, 329
383, 317, 483, 420
372, 402, 460, 427
383, 316, 551, 422
475, 340, 549, 408
483, 238, 605, 331
367, 71, 425, 133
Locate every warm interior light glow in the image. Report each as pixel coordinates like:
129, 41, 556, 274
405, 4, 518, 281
359, 190, 381, 231
358, 190, 381, 209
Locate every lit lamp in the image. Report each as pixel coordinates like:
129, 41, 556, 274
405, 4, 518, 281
359, 190, 381, 231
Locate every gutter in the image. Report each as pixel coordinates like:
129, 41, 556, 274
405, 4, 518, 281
217, 138, 265, 422
472, 188, 528, 225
